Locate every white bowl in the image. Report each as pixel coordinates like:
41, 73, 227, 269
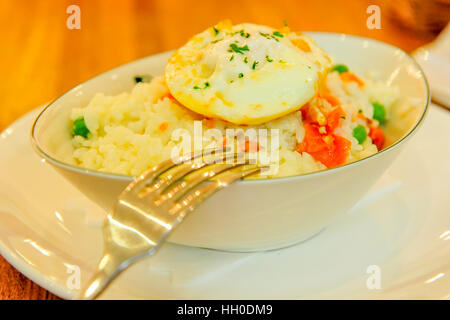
31, 33, 429, 252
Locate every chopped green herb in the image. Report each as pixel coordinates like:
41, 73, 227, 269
211, 38, 223, 44
239, 30, 250, 38
134, 75, 152, 83
230, 55, 234, 61
306, 65, 312, 69
372, 102, 386, 124
283, 20, 288, 27
252, 61, 259, 70
259, 32, 279, 42
213, 26, 219, 36
193, 82, 210, 90
340, 116, 346, 119
229, 43, 250, 54
330, 64, 349, 74
244, 56, 248, 64
72, 117, 90, 138
279, 59, 286, 63
238, 73, 244, 78
273, 31, 284, 38
358, 109, 363, 114
352, 125, 367, 144
266, 55, 273, 62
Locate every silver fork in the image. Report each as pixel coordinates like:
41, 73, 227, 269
77, 148, 264, 300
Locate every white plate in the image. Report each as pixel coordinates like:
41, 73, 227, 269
0, 105, 449, 299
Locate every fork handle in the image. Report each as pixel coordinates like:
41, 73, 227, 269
77, 252, 134, 300
77, 268, 112, 300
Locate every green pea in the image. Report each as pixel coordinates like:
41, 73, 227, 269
72, 117, 90, 138
372, 102, 386, 124
330, 64, 349, 74
352, 125, 367, 144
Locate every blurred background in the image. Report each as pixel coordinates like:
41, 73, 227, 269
0, 0, 448, 300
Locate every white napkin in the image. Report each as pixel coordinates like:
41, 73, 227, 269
413, 24, 450, 108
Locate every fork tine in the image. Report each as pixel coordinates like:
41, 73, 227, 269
154, 162, 244, 206
167, 164, 263, 218
137, 148, 236, 197
125, 159, 189, 194
127, 147, 230, 194
137, 162, 204, 197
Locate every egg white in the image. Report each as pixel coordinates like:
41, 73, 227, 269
165, 21, 332, 125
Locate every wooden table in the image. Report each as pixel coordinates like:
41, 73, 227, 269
0, 0, 437, 300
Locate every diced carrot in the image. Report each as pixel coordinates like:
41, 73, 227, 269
326, 106, 346, 132
369, 126, 385, 150
298, 101, 349, 168
318, 92, 339, 106
158, 122, 169, 132
297, 123, 326, 153
301, 104, 313, 123
300, 104, 309, 122
340, 72, 364, 87
328, 134, 352, 167
292, 38, 312, 52
301, 103, 326, 125
206, 119, 215, 128
242, 140, 259, 152
297, 122, 350, 168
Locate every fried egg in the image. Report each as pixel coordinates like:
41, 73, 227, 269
165, 21, 332, 125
